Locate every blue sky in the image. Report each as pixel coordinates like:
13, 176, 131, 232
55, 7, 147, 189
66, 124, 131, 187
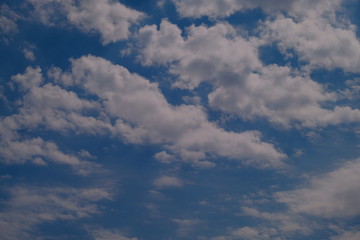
1, 0, 360, 239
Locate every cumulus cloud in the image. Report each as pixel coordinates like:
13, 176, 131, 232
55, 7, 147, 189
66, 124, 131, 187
261, 15, 360, 72
135, 20, 360, 128
170, 0, 343, 18
65, 55, 285, 168
2, 55, 285, 169
0, 186, 111, 240
0, 67, 105, 174
277, 158, 360, 219
26, 0, 144, 44
136, 20, 261, 89
208, 65, 360, 127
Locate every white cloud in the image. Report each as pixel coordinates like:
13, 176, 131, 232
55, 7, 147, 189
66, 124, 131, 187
23, 48, 35, 61
0, 4, 20, 41
170, 0, 343, 18
89, 228, 138, 240
331, 231, 360, 240
0, 67, 105, 174
26, 0, 144, 44
277, 158, 360, 219
172, 218, 201, 237
261, 15, 360, 72
208, 64, 360, 127
153, 176, 183, 189
0, 186, 111, 240
231, 227, 261, 239
241, 207, 311, 234
136, 20, 261, 89
66, 55, 286, 168
3, 55, 286, 169
135, 20, 360, 128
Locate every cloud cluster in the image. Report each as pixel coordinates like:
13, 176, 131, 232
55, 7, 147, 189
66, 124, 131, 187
135, 19, 360, 127
0, 186, 111, 240
261, 15, 360, 72
0, 55, 285, 169
229, 157, 360, 239
0, 66, 103, 174
66, 55, 286, 168
277, 158, 360, 219
26, 0, 144, 44
170, 0, 343, 18
0, 4, 20, 42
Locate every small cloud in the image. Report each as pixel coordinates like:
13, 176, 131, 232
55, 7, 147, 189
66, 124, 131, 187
154, 151, 175, 164
32, 157, 47, 166
78, 149, 97, 159
23, 48, 35, 61
172, 218, 201, 237
153, 176, 183, 189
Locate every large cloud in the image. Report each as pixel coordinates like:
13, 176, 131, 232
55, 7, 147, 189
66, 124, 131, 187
135, 19, 360, 127
65, 55, 286, 168
261, 15, 360, 72
1, 56, 285, 169
0, 67, 104, 174
26, 0, 144, 44
136, 20, 261, 89
277, 158, 360, 219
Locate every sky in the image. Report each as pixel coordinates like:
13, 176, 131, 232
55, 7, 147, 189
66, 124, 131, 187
0, 0, 360, 239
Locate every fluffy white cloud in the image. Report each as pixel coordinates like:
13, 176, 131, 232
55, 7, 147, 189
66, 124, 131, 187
0, 186, 111, 240
0, 67, 105, 173
277, 158, 360, 219
170, 0, 343, 18
2, 55, 285, 169
209, 65, 360, 127
135, 20, 360, 128
27, 0, 144, 44
66, 55, 286, 168
262, 15, 360, 72
136, 20, 261, 89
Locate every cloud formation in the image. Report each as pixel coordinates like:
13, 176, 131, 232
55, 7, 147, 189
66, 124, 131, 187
0, 186, 111, 240
171, 0, 343, 18
27, 0, 144, 44
277, 158, 360, 219
135, 19, 360, 127
65, 55, 286, 168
